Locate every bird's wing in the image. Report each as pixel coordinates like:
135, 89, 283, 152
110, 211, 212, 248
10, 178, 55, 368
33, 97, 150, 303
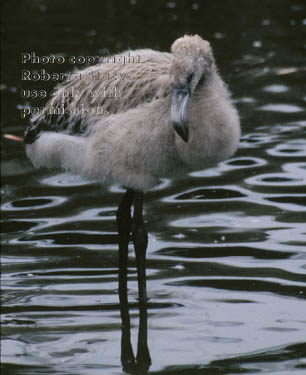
26, 49, 172, 140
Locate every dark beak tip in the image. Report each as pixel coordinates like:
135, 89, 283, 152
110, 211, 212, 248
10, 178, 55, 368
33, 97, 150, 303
181, 133, 189, 143
173, 121, 189, 143
171, 87, 190, 143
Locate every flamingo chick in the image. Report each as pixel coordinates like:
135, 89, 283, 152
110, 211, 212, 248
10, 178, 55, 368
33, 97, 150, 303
24, 35, 240, 306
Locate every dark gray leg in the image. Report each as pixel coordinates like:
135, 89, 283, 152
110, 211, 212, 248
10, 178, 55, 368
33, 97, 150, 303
131, 192, 151, 369
116, 189, 135, 371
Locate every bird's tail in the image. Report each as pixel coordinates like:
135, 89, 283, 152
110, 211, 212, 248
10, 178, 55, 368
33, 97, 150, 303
25, 131, 87, 175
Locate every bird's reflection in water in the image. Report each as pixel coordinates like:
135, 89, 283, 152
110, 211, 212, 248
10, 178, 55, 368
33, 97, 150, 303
117, 189, 151, 374
118, 262, 151, 374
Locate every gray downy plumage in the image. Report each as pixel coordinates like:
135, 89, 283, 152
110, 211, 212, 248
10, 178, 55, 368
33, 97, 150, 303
25, 35, 240, 191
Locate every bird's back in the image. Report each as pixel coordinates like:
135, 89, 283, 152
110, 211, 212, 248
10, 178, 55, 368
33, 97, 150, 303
25, 49, 172, 142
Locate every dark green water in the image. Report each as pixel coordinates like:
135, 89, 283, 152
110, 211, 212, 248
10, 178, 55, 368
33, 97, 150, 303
1, 1, 306, 374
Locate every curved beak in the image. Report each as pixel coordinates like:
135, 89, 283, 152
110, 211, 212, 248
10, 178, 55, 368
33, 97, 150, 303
171, 87, 190, 143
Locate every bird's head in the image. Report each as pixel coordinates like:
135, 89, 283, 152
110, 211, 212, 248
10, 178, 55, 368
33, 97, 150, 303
170, 35, 214, 142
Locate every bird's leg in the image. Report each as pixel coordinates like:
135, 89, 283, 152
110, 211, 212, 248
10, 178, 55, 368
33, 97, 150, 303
131, 192, 151, 369
136, 289, 151, 372
116, 189, 135, 371
131, 192, 148, 302
117, 189, 134, 292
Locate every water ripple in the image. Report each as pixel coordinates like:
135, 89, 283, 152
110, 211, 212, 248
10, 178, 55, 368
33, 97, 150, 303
257, 104, 304, 113
1, 196, 67, 212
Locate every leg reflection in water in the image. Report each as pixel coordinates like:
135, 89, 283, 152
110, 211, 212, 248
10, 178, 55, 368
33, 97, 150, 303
117, 190, 151, 373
